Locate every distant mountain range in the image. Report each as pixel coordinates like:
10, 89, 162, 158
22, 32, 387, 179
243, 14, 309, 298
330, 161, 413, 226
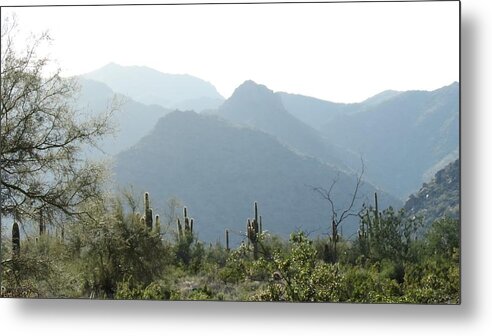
278, 89, 401, 130
319, 82, 459, 199
114, 111, 400, 244
212, 80, 458, 200
83, 63, 224, 112
75, 78, 171, 156
213, 80, 350, 171
74, 64, 459, 242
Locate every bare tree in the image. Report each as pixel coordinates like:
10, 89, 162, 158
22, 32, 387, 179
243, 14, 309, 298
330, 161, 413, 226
312, 159, 365, 261
163, 197, 183, 236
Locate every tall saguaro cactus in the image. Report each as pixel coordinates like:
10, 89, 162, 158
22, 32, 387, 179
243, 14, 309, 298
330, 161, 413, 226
155, 214, 161, 235
178, 206, 194, 241
225, 229, 230, 251
247, 201, 262, 260
12, 222, 20, 259
136, 192, 161, 236
144, 192, 153, 230
357, 192, 381, 257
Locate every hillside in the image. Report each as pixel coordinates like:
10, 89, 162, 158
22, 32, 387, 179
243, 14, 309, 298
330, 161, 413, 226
404, 158, 460, 226
114, 111, 401, 244
83, 63, 224, 112
321, 82, 459, 199
278, 90, 401, 131
214, 80, 350, 171
75, 78, 171, 156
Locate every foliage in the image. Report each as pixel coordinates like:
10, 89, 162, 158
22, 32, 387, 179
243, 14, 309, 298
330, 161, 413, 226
0, 16, 114, 224
402, 217, 460, 303
424, 216, 460, 258
354, 205, 422, 266
1, 235, 81, 298
341, 262, 403, 303
1, 210, 460, 302
115, 281, 172, 300
403, 251, 460, 304
68, 196, 170, 298
252, 232, 345, 302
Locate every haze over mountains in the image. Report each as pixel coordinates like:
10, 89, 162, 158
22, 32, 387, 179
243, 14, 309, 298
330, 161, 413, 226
75, 63, 459, 243
213, 80, 349, 171
320, 82, 459, 198
278, 89, 402, 129
75, 78, 171, 156
114, 110, 399, 243
84, 63, 224, 112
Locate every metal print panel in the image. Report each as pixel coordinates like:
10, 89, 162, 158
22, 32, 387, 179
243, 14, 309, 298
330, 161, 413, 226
0, 1, 460, 303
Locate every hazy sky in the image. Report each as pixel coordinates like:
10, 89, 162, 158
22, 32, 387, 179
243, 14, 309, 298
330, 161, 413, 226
2, 1, 459, 103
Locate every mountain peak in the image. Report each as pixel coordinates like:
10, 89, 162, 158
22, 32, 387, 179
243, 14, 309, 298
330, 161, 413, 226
241, 79, 259, 86
225, 80, 283, 111
232, 80, 274, 96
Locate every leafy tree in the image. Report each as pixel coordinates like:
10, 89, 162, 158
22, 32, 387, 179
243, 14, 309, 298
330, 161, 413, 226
0, 16, 116, 293
0, 16, 115, 225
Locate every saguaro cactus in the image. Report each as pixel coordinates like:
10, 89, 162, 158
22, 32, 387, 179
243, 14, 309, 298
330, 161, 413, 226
225, 229, 230, 251
154, 214, 161, 235
177, 218, 183, 238
357, 192, 381, 258
12, 222, 20, 258
247, 201, 262, 259
247, 219, 259, 260
144, 192, 153, 230
178, 206, 194, 240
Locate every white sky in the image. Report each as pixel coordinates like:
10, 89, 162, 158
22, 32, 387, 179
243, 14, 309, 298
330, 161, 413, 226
2, 1, 459, 103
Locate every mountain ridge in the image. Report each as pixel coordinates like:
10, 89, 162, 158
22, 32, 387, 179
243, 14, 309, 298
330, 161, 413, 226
75, 77, 171, 156
114, 110, 401, 243
320, 82, 459, 199
83, 63, 225, 112
214, 80, 352, 172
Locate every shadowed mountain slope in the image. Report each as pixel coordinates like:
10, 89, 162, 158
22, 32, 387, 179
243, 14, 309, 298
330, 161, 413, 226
114, 111, 401, 244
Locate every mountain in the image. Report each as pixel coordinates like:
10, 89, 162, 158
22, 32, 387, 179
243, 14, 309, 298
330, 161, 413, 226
404, 158, 459, 226
114, 111, 401, 244
83, 63, 224, 112
214, 80, 349, 171
360, 90, 402, 107
278, 92, 353, 130
278, 90, 401, 131
320, 82, 459, 199
75, 78, 171, 156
